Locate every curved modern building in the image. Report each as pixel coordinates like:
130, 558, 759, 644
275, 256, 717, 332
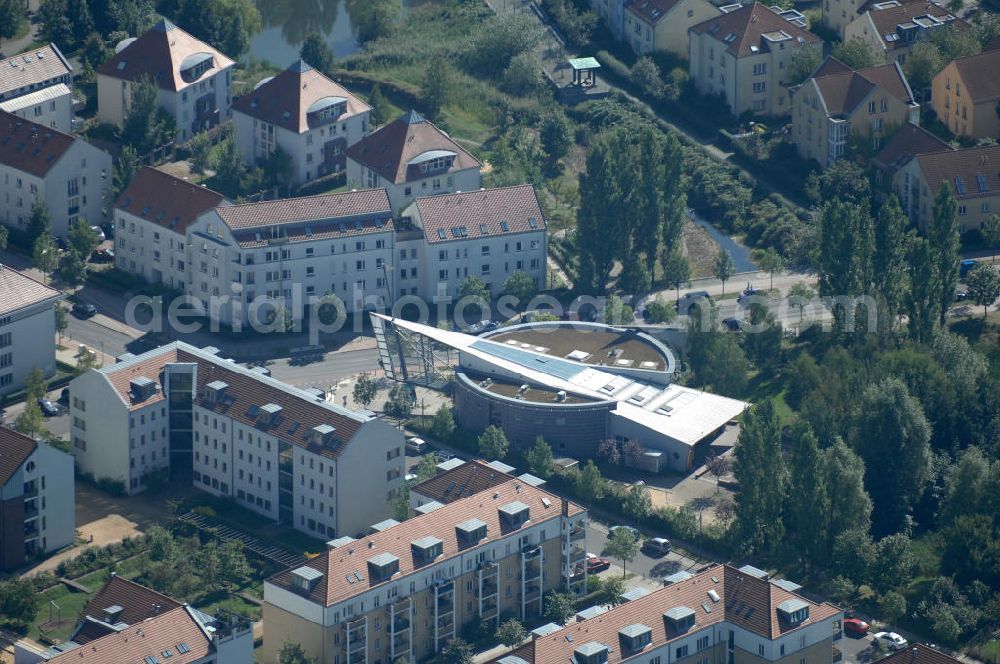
372, 316, 747, 472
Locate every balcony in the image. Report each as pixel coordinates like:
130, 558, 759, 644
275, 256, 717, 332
569, 526, 585, 541
524, 582, 542, 601
523, 561, 542, 581
436, 613, 454, 630
23, 503, 38, 519
569, 545, 586, 563
436, 598, 454, 614
479, 580, 497, 597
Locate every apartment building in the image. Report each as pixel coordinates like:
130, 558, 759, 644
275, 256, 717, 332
0, 44, 74, 133
931, 49, 1000, 140
0, 265, 61, 397
872, 122, 951, 194
16, 576, 252, 663
97, 19, 235, 143
262, 478, 588, 664
410, 459, 522, 510
113, 167, 227, 290
0, 427, 74, 571
67, 342, 405, 540
623, 0, 718, 57
792, 57, 918, 168
346, 110, 482, 212
397, 184, 547, 300
0, 110, 113, 237
689, 3, 822, 117
497, 563, 844, 664
843, 0, 967, 65
233, 60, 371, 187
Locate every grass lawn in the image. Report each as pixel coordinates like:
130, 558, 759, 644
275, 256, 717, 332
31, 584, 91, 644
194, 593, 261, 621
75, 568, 112, 592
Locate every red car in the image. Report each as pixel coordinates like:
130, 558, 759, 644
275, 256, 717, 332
844, 618, 870, 637
586, 555, 611, 573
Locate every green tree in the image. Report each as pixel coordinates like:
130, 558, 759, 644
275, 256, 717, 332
502, 51, 543, 96
497, 618, 527, 648
983, 214, 1000, 262
905, 42, 944, 101
75, 347, 101, 374
81, 32, 110, 73
32, 234, 57, 282
605, 527, 640, 577
623, 483, 652, 523
384, 383, 413, 420
644, 298, 676, 324
114, 146, 143, 199
574, 460, 605, 506
458, 275, 489, 302
808, 159, 872, 206
442, 637, 474, 664
54, 303, 68, 343
525, 436, 554, 479
967, 263, 1000, 318
662, 249, 691, 304
543, 590, 576, 625
630, 56, 664, 98
352, 373, 378, 409
502, 271, 537, 304
26, 199, 52, 242
463, 12, 543, 75
600, 574, 627, 607
60, 250, 89, 285
14, 400, 46, 439
788, 282, 815, 322
833, 37, 878, 69
817, 200, 875, 330
879, 591, 907, 625
415, 453, 438, 481
604, 294, 634, 325
906, 235, 940, 343
833, 529, 876, 585
350, 0, 399, 42
871, 534, 916, 594
0, 0, 24, 48
68, 219, 99, 257
576, 130, 628, 291
218, 540, 252, 589
853, 377, 931, 536
22, 367, 46, 403
755, 247, 784, 292
929, 182, 961, 326
785, 424, 828, 566
38, 0, 75, 49
365, 85, 389, 129
121, 75, 175, 154
176, 0, 262, 58
539, 110, 572, 163
786, 47, 822, 86
421, 54, 451, 120
733, 400, 785, 557
478, 425, 509, 460
822, 438, 872, 553
741, 300, 781, 372
713, 249, 735, 296
873, 196, 910, 325
213, 129, 245, 190
431, 405, 456, 441
0, 578, 39, 626
300, 33, 335, 74
146, 525, 177, 562
278, 640, 317, 664
188, 131, 214, 175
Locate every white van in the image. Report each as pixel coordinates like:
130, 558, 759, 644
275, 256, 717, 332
406, 437, 427, 455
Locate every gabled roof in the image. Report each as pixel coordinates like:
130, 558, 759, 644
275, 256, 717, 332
215, 188, 392, 231
873, 122, 952, 170
0, 44, 72, 99
0, 109, 77, 177
808, 59, 914, 118
915, 144, 1000, 198
115, 167, 226, 235
97, 19, 235, 92
880, 645, 961, 664
0, 264, 61, 316
267, 478, 583, 607
413, 184, 545, 245
689, 2, 820, 58
346, 110, 482, 184
624, 0, 686, 25
951, 49, 1000, 103
411, 459, 513, 503
0, 427, 37, 487
76, 576, 182, 644
232, 60, 370, 133
863, 0, 968, 51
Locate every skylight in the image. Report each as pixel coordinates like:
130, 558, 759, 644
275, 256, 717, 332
955, 176, 966, 194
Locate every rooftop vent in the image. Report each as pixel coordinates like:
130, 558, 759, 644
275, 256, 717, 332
738, 564, 769, 580
777, 599, 810, 624
204, 380, 228, 403
102, 605, 124, 624
369, 519, 400, 533
415, 501, 444, 515
258, 403, 283, 424
290, 566, 323, 594
311, 423, 336, 446
327, 536, 356, 550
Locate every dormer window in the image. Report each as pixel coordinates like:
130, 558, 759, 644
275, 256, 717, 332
204, 380, 228, 403
411, 536, 444, 565
456, 518, 488, 546
103, 605, 124, 624
290, 566, 323, 594
367, 552, 400, 583
777, 599, 810, 624
179, 52, 214, 83
130, 377, 157, 402
664, 606, 696, 632
311, 424, 336, 446
574, 641, 609, 664
619, 623, 653, 653
499, 501, 530, 529
258, 403, 282, 425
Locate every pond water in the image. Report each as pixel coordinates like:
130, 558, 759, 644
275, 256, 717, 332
247, 0, 361, 66
688, 209, 758, 274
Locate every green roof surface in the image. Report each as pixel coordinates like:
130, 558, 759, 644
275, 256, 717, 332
568, 56, 600, 70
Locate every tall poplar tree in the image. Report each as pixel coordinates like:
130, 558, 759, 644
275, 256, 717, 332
733, 400, 785, 557
785, 423, 828, 566
929, 183, 960, 326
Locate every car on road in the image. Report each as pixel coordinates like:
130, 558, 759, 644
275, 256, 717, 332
586, 554, 611, 573
722, 317, 742, 332
641, 537, 672, 557
677, 291, 711, 315
433, 450, 454, 463
71, 302, 97, 318
404, 473, 418, 483
608, 525, 640, 541
467, 320, 499, 335
738, 285, 764, 302
38, 398, 58, 417
405, 437, 427, 455
90, 248, 115, 263
956, 290, 968, 301
90, 225, 106, 242
873, 632, 907, 651
844, 618, 870, 637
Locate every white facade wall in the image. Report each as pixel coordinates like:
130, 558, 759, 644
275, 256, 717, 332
420, 231, 547, 300
68, 372, 132, 489
230, 422, 281, 521
114, 209, 192, 289
0, 86, 74, 134
126, 401, 171, 493
332, 419, 404, 538
29, 441, 75, 554
0, 297, 57, 397
346, 161, 482, 213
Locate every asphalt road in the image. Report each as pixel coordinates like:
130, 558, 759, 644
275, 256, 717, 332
265, 348, 381, 388
586, 521, 711, 584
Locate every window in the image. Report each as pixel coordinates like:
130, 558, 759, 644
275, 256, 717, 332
759, 644, 766, 656
481, 264, 490, 275
753, 82, 766, 94
697, 636, 710, 651
868, 100, 876, 114
753, 63, 766, 75
958, 205, 967, 216
676, 646, 689, 659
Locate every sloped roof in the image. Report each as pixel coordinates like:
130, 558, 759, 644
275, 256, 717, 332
97, 19, 235, 92
873, 122, 952, 170
0, 264, 61, 316
0, 428, 37, 487
215, 188, 391, 231
689, 2, 820, 58
411, 459, 513, 503
952, 49, 1000, 103
0, 109, 76, 177
810, 60, 913, 118
413, 185, 545, 245
267, 479, 583, 607
915, 144, 1000, 198
0, 44, 72, 98
624, 0, 685, 24
880, 645, 961, 664
115, 167, 226, 235
76, 576, 182, 643
232, 60, 370, 133
864, 0, 968, 51
346, 110, 482, 184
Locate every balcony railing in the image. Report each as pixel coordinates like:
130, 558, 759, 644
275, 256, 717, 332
569, 526, 585, 541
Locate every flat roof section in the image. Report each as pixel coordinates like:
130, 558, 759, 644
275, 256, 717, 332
486, 326, 668, 372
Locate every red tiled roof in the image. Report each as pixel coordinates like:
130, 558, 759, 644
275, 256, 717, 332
873, 122, 952, 170
915, 144, 1000, 198
690, 3, 820, 58
0, 264, 61, 316
267, 478, 584, 607
0, 110, 76, 177
346, 110, 482, 184
115, 167, 225, 235
503, 564, 842, 663
413, 185, 545, 245
810, 61, 913, 117
0, 44, 72, 98
77, 576, 182, 642
952, 49, 1000, 103
624, 0, 685, 25
411, 459, 513, 503
215, 188, 391, 231
47, 606, 212, 664
0, 428, 37, 487
232, 60, 370, 134
97, 19, 234, 92
880, 644, 960, 664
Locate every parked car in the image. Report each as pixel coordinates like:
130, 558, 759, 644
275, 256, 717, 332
956, 290, 968, 301
467, 320, 499, 335
960, 259, 978, 279
90, 225, 106, 242
91, 248, 115, 263
642, 537, 672, 557
433, 450, 454, 463
722, 317, 742, 332
405, 437, 427, 455
738, 285, 764, 302
586, 554, 611, 573
38, 398, 58, 417
844, 618, 870, 637
404, 473, 418, 483
677, 291, 712, 316
873, 632, 907, 651
59, 387, 70, 403
608, 525, 640, 541
72, 302, 97, 318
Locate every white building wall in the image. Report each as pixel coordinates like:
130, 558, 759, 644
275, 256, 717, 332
0, 298, 57, 397
330, 419, 404, 538
45, 139, 113, 236
348, 162, 483, 213
68, 372, 132, 489
125, 401, 171, 493
114, 209, 191, 288
231, 423, 281, 521
30, 441, 74, 554
0, 86, 74, 134
419, 232, 546, 301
